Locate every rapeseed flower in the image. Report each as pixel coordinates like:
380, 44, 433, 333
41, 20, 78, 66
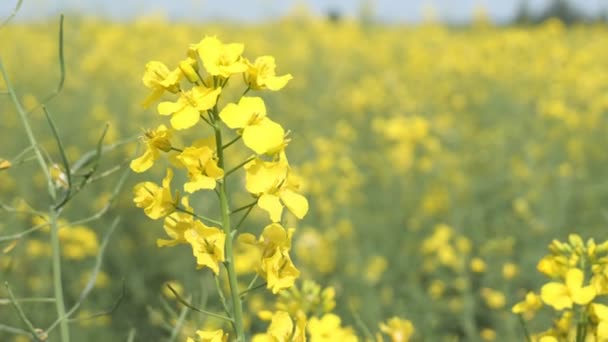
219, 96, 285, 155
540, 268, 596, 310
142, 61, 183, 107
184, 223, 226, 275
133, 168, 178, 219
130, 124, 173, 173
195, 36, 248, 78
245, 56, 292, 91
158, 85, 221, 130
187, 329, 228, 342
175, 140, 224, 193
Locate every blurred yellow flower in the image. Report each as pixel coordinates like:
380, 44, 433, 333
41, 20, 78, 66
187, 329, 228, 342
379, 317, 415, 342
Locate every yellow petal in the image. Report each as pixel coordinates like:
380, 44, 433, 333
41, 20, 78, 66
280, 189, 308, 219
184, 175, 216, 193
594, 304, 608, 320
130, 148, 158, 173
0, 159, 12, 170
243, 119, 285, 155
219, 103, 249, 129
264, 74, 293, 91
258, 194, 283, 222
171, 106, 200, 130
566, 268, 585, 290
540, 282, 572, 310
572, 285, 596, 305
157, 101, 181, 116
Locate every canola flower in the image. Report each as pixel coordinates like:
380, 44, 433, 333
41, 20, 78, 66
512, 234, 608, 341
131, 35, 307, 341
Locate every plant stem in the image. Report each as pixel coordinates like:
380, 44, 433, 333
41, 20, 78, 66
213, 119, 245, 341
0, 60, 55, 201
49, 208, 69, 342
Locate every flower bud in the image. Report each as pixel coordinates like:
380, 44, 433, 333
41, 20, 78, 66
179, 58, 200, 83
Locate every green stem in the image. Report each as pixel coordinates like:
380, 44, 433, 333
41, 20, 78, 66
49, 208, 70, 342
225, 156, 255, 178
213, 118, 245, 341
0, 60, 55, 201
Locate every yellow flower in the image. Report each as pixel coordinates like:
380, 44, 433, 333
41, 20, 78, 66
130, 125, 173, 173
0, 158, 11, 170
470, 257, 487, 273
245, 157, 308, 222
512, 291, 542, 317
252, 311, 301, 342
219, 96, 285, 155
240, 223, 300, 293
142, 61, 182, 108
176, 140, 224, 193
537, 255, 567, 278
195, 36, 248, 78
593, 303, 608, 340
184, 222, 226, 275
379, 317, 415, 342
158, 85, 221, 130
245, 56, 293, 91
158, 197, 194, 247
133, 168, 178, 220
307, 314, 357, 342
262, 249, 300, 294
187, 329, 228, 342
540, 268, 596, 310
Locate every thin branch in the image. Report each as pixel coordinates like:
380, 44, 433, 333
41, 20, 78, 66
28, 14, 65, 112
165, 284, 233, 323
230, 201, 256, 215
67, 280, 126, 323
46, 217, 120, 334
168, 299, 190, 342
0, 297, 56, 305
175, 206, 222, 226
0, 221, 47, 243
239, 274, 259, 299
349, 304, 374, 341
0, 0, 23, 28
233, 204, 254, 231
221, 135, 241, 150
224, 156, 255, 178
238, 281, 267, 298
0, 323, 30, 336
0, 59, 55, 200
4, 282, 39, 339
126, 328, 136, 342
214, 275, 233, 323
44, 106, 72, 209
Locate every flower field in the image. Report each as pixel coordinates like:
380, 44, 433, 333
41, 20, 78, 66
2, 8, 608, 342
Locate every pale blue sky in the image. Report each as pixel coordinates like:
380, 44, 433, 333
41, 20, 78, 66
1, 0, 607, 23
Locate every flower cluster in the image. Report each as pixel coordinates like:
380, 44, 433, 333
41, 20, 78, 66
512, 234, 608, 341
131, 35, 308, 340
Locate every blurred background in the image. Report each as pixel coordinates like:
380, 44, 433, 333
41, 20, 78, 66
2, 0, 608, 341
2, 0, 608, 23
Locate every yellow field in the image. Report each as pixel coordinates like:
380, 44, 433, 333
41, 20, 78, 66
2, 12, 608, 342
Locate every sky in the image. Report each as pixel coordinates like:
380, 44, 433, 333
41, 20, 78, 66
1, 0, 607, 23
